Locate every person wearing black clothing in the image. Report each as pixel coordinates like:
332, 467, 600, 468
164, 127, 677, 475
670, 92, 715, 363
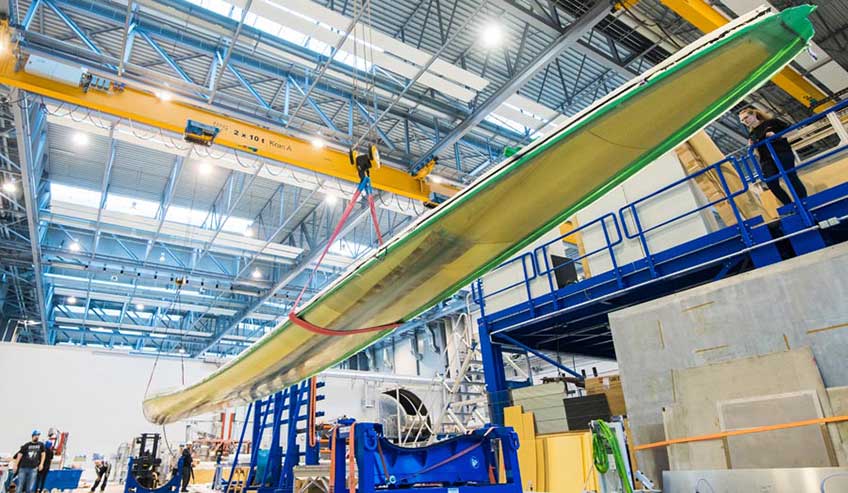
14, 431, 46, 493
739, 106, 808, 206
34, 441, 54, 493
90, 459, 109, 493
179, 446, 194, 493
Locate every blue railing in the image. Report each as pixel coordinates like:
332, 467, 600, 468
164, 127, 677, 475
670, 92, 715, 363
534, 213, 624, 295
477, 252, 538, 300
473, 100, 848, 315
618, 155, 755, 277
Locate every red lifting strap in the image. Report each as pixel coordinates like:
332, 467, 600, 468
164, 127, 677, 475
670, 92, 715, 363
288, 179, 402, 336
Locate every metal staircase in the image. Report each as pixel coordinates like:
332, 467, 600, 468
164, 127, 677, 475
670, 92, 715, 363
430, 312, 490, 439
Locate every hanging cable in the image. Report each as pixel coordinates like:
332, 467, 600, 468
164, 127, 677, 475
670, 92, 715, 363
591, 420, 633, 493
144, 284, 184, 398
287, 176, 401, 336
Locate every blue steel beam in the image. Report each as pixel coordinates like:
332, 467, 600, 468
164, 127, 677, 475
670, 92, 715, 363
233, 187, 323, 283
42, 0, 104, 56
226, 63, 272, 111
287, 76, 341, 135
142, 154, 185, 263
353, 0, 487, 149
21, 0, 42, 30
353, 99, 396, 151
285, 1, 369, 129
494, 332, 583, 379
137, 29, 197, 86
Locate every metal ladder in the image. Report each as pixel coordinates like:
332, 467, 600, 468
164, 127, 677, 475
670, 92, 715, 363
431, 312, 490, 439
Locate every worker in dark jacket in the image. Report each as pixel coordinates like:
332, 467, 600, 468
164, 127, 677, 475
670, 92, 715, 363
179, 446, 194, 492
90, 457, 109, 493
34, 440, 54, 493
739, 106, 808, 206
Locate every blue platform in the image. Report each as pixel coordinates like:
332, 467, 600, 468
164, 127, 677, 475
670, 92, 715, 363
473, 101, 848, 423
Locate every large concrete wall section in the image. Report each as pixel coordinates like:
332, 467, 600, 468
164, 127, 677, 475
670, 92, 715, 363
609, 241, 848, 481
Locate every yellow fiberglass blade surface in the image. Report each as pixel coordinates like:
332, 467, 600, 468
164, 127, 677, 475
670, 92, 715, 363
144, 5, 816, 424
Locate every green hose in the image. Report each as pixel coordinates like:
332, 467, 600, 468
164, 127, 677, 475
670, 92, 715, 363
591, 421, 633, 493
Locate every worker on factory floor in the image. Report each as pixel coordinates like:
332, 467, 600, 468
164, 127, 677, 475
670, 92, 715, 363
34, 439, 54, 493
739, 106, 808, 206
13, 431, 46, 493
179, 445, 194, 492
90, 456, 109, 492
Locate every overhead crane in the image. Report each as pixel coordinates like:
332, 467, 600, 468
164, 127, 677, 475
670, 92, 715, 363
0, 27, 460, 205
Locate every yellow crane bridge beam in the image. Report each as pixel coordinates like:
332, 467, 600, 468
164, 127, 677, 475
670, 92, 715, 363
0, 50, 459, 203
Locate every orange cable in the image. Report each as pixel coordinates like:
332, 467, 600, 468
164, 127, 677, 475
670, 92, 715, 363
329, 426, 338, 492
308, 377, 317, 448
635, 414, 848, 451
348, 423, 357, 492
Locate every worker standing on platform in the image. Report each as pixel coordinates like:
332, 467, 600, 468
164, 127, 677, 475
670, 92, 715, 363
14, 431, 46, 493
739, 106, 808, 206
34, 439, 54, 493
179, 446, 194, 492
90, 456, 109, 493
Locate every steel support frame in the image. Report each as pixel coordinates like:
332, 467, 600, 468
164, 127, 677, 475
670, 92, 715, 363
10, 90, 49, 342
36, 0, 522, 159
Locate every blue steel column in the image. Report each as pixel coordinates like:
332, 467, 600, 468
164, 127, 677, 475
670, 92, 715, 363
280, 383, 302, 493
225, 403, 253, 492
474, 279, 508, 425
262, 391, 285, 486
10, 90, 49, 342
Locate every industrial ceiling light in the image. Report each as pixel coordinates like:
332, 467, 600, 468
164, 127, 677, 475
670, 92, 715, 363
324, 193, 338, 205
429, 175, 444, 184
178, 347, 186, 354
311, 136, 326, 149
1, 180, 16, 193
72, 132, 89, 147
198, 161, 213, 176
480, 22, 503, 48
135, 303, 146, 311
67, 296, 77, 305
244, 226, 255, 238
251, 268, 262, 279
157, 90, 173, 102
159, 252, 166, 262
69, 240, 81, 252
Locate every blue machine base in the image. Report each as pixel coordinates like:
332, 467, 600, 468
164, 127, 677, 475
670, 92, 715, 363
42, 469, 82, 491
329, 422, 522, 493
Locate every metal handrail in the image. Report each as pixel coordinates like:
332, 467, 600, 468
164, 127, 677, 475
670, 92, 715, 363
471, 252, 537, 305
532, 213, 623, 275
533, 213, 624, 300
474, 100, 848, 312
618, 156, 750, 240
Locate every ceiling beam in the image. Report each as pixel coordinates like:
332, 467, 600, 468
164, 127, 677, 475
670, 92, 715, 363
411, 0, 613, 173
